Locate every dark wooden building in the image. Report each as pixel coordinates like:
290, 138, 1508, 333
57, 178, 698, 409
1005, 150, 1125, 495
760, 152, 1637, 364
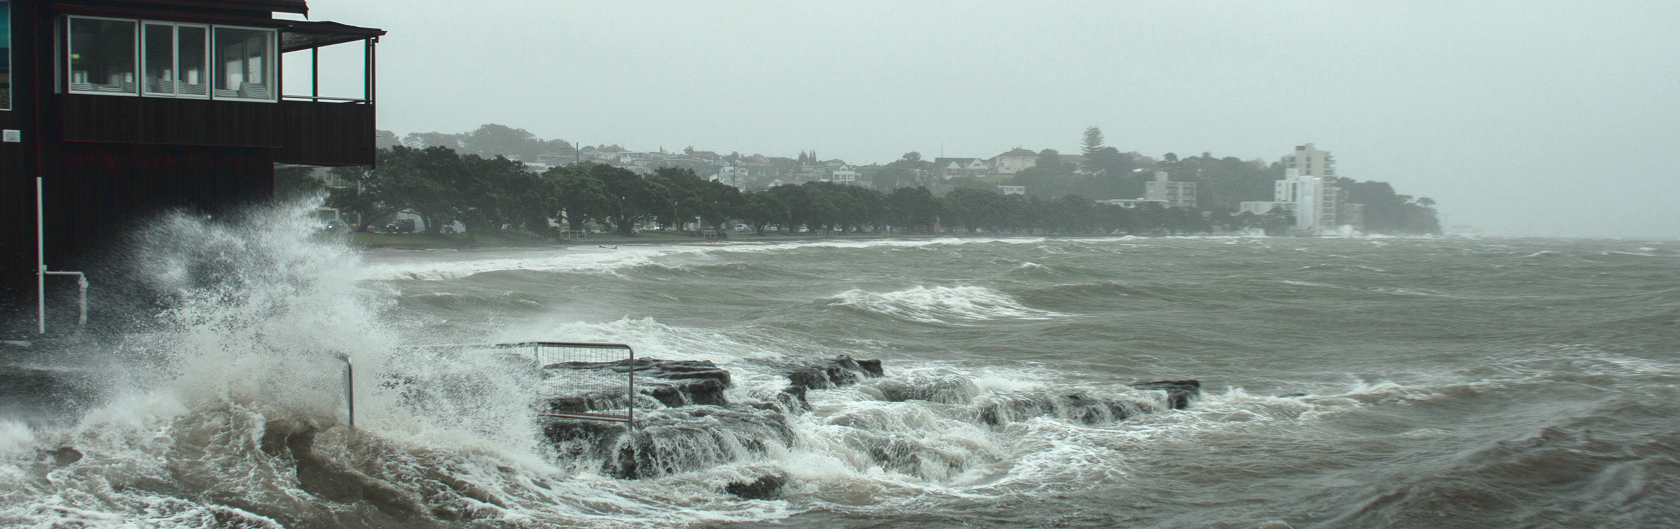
0, 0, 383, 330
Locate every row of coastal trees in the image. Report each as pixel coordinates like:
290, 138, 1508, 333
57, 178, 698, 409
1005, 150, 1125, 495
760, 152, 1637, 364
355, 123, 1443, 235
279, 145, 1301, 238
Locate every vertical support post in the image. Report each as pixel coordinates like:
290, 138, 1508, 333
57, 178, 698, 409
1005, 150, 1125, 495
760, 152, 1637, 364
343, 355, 356, 429
75, 275, 87, 326
311, 47, 319, 99
363, 38, 373, 103
37, 177, 46, 335
627, 347, 635, 428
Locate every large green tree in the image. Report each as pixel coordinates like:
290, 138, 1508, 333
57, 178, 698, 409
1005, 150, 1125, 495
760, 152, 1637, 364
546, 165, 611, 232
592, 165, 672, 236
324, 166, 401, 232
740, 192, 788, 234
1081, 126, 1105, 157
379, 146, 466, 234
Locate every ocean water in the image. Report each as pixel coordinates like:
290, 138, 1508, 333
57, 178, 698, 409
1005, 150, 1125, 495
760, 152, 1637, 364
2, 207, 1677, 528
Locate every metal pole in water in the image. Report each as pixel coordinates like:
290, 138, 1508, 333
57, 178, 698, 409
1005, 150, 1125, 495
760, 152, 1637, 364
76, 275, 88, 326
344, 355, 356, 429
627, 347, 635, 429
43, 271, 87, 327
37, 177, 46, 335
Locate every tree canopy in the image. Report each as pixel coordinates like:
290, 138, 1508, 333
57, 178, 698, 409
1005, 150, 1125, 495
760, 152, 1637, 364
324, 142, 1438, 239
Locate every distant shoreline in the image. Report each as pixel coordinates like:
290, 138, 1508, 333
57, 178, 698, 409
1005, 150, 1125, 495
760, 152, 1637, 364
344, 230, 1320, 252
346, 231, 923, 251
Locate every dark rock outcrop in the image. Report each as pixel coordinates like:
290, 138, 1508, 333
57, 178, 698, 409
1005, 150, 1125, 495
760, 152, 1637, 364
544, 406, 797, 479
869, 375, 979, 404
544, 359, 734, 410
1129, 380, 1201, 410
724, 473, 787, 500
972, 380, 1201, 427
47, 446, 83, 467
742, 385, 811, 414
775, 385, 810, 412
974, 391, 1140, 426
537, 357, 1199, 482
775, 355, 885, 390
260, 420, 426, 521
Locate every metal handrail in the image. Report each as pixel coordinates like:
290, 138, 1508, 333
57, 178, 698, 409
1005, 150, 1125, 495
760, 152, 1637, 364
41, 271, 88, 327
37, 177, 89, 333
398, 341, 638, 427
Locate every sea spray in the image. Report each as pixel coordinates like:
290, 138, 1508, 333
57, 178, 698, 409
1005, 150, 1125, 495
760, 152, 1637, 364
0, 200, 578, 526
121, 200, 394, 430
7, 218, 1668, 527
828, 285, 1063, 324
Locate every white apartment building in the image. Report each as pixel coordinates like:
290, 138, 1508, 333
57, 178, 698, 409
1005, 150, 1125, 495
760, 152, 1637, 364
1144, 171, 1197, 208
1285, 143, 1335, 179
1237, 143, 1362, 234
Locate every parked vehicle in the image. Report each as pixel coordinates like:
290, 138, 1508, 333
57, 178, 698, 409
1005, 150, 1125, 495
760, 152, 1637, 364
382, 219, 416, 234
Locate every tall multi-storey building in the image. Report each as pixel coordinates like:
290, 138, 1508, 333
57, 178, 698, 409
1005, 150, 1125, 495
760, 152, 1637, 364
1285, 143, 1335, 179
1144, 171, 1197, 208
1238, 144, 1362, 235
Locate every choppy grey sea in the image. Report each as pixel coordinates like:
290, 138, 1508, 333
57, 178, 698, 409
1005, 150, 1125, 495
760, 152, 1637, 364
3, 207, 1677, 528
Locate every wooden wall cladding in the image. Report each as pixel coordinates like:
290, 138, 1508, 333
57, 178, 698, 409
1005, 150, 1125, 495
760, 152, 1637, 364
275, 100, 376, 167
60, 95, 284, 148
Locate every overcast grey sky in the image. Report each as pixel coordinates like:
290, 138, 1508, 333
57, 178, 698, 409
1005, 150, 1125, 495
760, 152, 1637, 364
292, 1, 1680, 238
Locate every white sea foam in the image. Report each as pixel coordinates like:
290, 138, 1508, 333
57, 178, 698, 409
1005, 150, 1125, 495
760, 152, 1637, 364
359, 237, 1059, 282
829, 286, 1062, 324
494, 316, 781, 365
365, 234, 1305, 284
359, 245, 682, 281
2, 201, 857, 527
15, 201, 1661, 526
0, 421, 35, 484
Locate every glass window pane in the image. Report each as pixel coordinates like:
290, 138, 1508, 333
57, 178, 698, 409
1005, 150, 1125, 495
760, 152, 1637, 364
143, 23, 173, 95
2, 2, 11, 110
213, 27, 274, 101
177, 26, 207, 97
69, 18, 138, 94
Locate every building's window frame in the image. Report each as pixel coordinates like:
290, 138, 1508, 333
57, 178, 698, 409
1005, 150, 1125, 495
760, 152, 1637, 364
66, 15, 140, 97
210, 24, 276, 103
141, 21, 209, 99
175, 24, 209, 98
64, 16, 277, 103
